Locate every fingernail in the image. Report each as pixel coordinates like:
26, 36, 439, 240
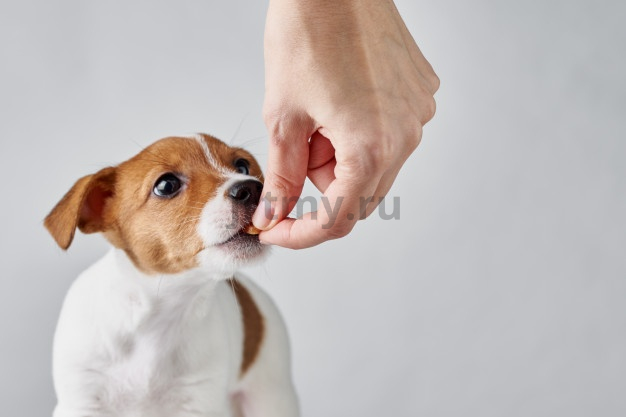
252, 196, 274, 230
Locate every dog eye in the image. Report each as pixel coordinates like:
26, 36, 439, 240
234, 158, 250, 175
153, 173, 182, 198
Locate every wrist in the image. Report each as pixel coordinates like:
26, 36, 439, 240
268, 0, 395, 20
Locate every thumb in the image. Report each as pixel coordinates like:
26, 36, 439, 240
253, 111, 314, 230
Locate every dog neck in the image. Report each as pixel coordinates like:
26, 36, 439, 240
98, 248, 228, 333
73, 248, 240, 399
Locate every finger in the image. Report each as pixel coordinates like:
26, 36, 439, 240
258, 175, 380, 249
360, 165, 402, 219
252, 112, 314, 230
308, 158, 336, 195
307, 131, 336, 193
308, 131, 335, 170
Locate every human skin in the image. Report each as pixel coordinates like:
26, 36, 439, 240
252, 0, 439, 249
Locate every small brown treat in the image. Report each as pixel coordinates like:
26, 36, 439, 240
244, 224, 261, 235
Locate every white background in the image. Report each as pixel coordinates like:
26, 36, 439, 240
1, 0, 625, 416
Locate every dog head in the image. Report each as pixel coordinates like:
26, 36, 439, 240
45, 134, 267, 275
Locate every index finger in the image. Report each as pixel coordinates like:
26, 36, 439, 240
258, 176, 379, 249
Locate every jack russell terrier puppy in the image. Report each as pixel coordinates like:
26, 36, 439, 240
44, 134, 299, 417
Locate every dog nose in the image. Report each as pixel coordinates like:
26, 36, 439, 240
228, 180, 263, 206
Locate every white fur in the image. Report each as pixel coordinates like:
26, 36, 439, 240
52, 168, 298, 416
53, 247, 298, 417
195, 176, 267, 277
192, 133, 230, 176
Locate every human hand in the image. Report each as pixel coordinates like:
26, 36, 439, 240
252, 0, 439, 249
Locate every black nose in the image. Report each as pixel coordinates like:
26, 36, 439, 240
228, 179, 263, 206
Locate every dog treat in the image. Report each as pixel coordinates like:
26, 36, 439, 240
244, 224, 261, 235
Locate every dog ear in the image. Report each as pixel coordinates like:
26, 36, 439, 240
44, 167, 117, 250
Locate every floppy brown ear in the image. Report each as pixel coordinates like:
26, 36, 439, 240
44, 167, 117, 250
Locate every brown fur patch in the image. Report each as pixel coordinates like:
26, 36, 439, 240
45, 134, 264, 275
229, 279, 265, 376
101, 137, 215, 274
44, 168, 116, 250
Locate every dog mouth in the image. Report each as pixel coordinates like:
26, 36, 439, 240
222, 229, 260, 245
214, 222, 264, 260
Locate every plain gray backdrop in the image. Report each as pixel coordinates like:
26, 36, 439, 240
1, 0, 625, 416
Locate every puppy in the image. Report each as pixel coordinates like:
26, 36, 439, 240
44, 134, 299, 417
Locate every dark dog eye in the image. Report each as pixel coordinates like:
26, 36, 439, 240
234, 158, 250, 175
153, 173, 182, 198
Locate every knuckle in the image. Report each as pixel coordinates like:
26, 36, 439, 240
421, 96, 437, 124
262, 104, 309, 148
429, 73, 441, 94
372, 146, 394, 171
262, 103, 281, 128
262, 108, 287, 144
350, 124, 426, 171
341, 132, 402, 177
406, 125, 424, 153
345, 150, 384, 178
361, 134, 395, 170
324, 220, 354, 240
266, 171, 300, 195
